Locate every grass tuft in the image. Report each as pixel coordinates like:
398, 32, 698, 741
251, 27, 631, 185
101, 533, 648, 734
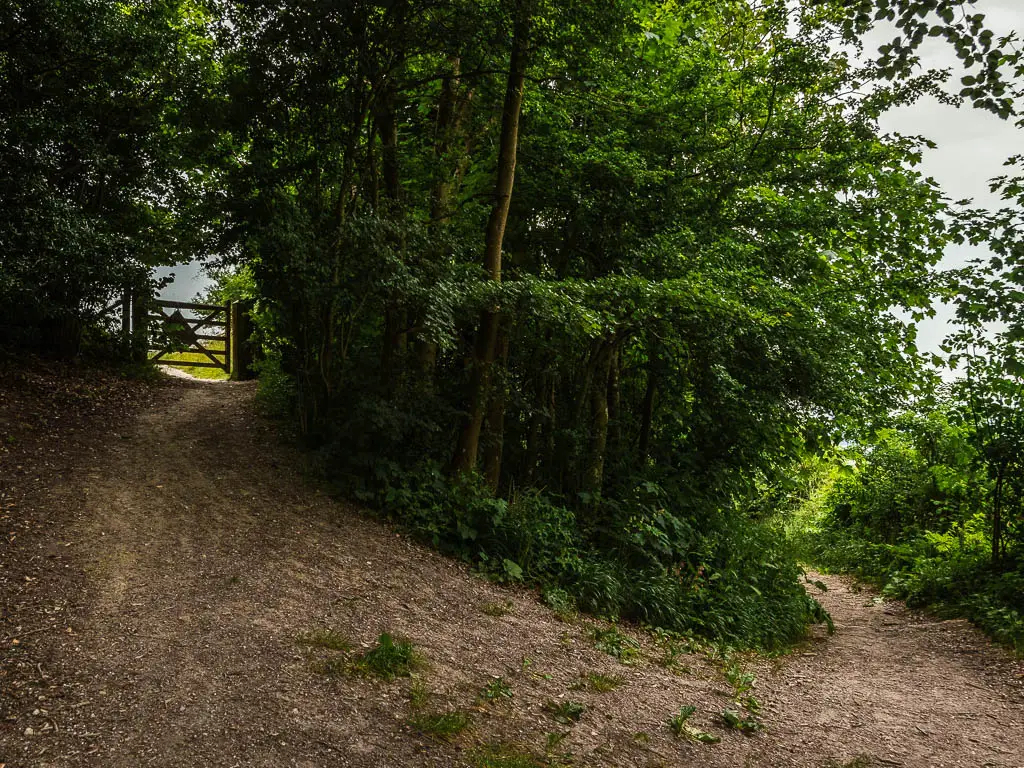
406, 678, 472, 742
571, 672, 623, 692
469, 743, 545, 768
408, 679, 430, 709
312, 655, 349, 676
481, 600, 515, 617
352, 632, 421, 680
409, 710, 472, 742
296, 628, 352, 652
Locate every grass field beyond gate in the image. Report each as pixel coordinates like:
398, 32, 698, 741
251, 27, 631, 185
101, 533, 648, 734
158, 348, 229, 380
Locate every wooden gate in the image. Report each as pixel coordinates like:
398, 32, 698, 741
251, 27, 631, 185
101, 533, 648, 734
147, 299, 231, 374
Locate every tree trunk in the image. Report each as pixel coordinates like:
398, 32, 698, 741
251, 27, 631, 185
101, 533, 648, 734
451, 5, 530, 476
380, 307, 408, 386
574, 348, 600, 427
415, 338, 438, 375
430, 56, 463, 224
375, 86, 408, 382
365, 118, 380, 208
584, 340, 614, 499
482, 329, 510, 491
639, 359, 657, 460
451, 309, 501, 474
375, 91, 400, 203
416, 57, 474, 376
607, 343, 621, 458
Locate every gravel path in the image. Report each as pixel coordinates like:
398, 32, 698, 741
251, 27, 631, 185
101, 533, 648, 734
2, 375, 1022, 767
731, 575, 1024, 767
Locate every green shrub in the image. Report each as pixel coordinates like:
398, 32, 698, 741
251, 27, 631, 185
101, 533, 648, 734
253, 353, 296, 418
544, 700, 585, 724
541, 587, 577, 621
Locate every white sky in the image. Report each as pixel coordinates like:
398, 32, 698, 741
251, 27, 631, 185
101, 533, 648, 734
873, 0, 1024, 354
154, 261, 210, 303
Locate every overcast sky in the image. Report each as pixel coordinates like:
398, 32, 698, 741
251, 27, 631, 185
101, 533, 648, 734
153, 260, 209, 303
873, 0, 1023, 354
158, 2, 1024, 351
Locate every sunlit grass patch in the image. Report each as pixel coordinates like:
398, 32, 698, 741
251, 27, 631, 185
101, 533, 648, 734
305, 630, 421, 680
157, 348, 229, 380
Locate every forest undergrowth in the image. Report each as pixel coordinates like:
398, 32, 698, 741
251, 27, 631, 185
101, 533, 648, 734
254, 356, 831, 652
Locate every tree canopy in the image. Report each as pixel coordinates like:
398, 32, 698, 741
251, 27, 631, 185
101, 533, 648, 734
0, 0, 218, 353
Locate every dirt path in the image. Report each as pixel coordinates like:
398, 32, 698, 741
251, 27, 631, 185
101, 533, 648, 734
2, 377, 1023, 767
743, 576, 1024, 767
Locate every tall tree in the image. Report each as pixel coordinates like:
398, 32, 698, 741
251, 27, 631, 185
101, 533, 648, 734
450, 0, 531, 477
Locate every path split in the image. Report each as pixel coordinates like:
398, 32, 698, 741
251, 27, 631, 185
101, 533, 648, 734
2, 375, 1022, 767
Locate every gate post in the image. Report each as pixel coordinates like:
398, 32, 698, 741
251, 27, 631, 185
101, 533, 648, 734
130, 292, 148, 363
230, 301, 255, 381
121, 291, 132, 358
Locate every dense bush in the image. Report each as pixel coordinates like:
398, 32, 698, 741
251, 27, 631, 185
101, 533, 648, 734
328, 456, 822, 649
